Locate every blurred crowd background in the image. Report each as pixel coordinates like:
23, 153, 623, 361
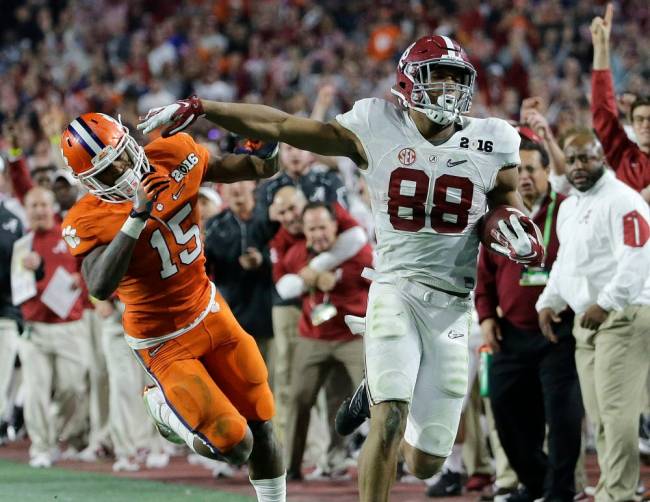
0, 0, 649, 500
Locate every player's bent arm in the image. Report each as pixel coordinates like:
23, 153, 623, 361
201, 100, 366, 165
487, 166, 527, 212
82, 234, 138, 301
203, 152, 279, 183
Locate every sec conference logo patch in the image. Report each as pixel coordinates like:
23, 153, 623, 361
398, 148, 416, 166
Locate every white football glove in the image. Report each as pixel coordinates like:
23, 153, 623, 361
491, 214, 544, 265
137, 95, 205, 137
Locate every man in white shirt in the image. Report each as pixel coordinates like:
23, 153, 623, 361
536, 131, 650, 502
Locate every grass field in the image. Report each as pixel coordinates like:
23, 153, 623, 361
0, 459, 255, 502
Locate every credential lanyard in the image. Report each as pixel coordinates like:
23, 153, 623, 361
540, 191, 556, 268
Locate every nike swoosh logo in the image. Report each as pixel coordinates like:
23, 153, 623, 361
171, 184, 185, 200
447, 159, 467, 168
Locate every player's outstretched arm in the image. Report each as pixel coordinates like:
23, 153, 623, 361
137, 97, 366, 165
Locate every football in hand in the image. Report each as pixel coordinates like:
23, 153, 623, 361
479, 206, 532, 255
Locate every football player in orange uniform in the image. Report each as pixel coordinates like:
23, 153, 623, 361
60, 104, 286, 501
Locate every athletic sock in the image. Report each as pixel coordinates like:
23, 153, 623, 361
444, 443, 463, 474
250, 473, 287, 502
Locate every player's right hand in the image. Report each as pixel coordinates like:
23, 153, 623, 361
137, 95, 205, 137
131, 168, 170, 218
538, 308, 560, 344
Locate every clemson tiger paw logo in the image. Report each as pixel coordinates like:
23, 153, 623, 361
62, 225, 80, 249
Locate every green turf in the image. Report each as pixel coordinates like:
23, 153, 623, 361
0, 459, 255, 501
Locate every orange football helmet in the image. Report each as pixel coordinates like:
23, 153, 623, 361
60, 113, 149, 202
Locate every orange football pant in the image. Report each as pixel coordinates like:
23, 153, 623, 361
135, 294, 274, 452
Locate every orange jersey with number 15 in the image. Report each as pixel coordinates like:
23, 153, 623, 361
62, 133, 213, 340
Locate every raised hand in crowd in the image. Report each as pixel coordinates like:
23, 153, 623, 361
310, 84, 337, 122
590, 3, 613, 70
520, 96, 570, 183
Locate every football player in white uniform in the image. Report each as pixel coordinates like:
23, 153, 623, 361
138, 34, 544, 502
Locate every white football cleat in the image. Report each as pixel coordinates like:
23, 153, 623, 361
145, 451, 170, 469
142, 386, 183, 445
112, 456, 140, 472
29, 453, 52, 468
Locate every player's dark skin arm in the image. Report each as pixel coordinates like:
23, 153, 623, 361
203, 152, 279, 183
81, 234, 137, 301
486, 165, 527, 212
200, 100, 367, 166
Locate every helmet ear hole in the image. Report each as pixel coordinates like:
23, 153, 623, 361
399, 82, 406, 89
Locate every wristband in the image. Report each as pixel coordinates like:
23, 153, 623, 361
120, 216, 147, 239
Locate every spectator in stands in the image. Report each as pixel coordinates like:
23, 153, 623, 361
14, 187, 88, 468
0, 200, 23, 445
590, 4, 650, 199
475, 138, 582, 501
197, 186, 222, 236
51, 170, 80, 216
204, 180, 275, 364
537, 131, 650, 501
257, 143, 347, 217
276, 202, 371, 480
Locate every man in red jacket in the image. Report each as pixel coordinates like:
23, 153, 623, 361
475, 139, 583, 501
16, 187, 88, 468
276, 201, 372, 480
590, 3, 650, 200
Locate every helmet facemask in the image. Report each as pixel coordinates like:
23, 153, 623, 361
76, 118, 150, 203
397, 59, 476, 126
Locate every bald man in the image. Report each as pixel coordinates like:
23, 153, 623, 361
537, 132, 650, 501
16, 187, 89, 468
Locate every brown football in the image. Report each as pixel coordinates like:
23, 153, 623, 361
479, 206, 531, 255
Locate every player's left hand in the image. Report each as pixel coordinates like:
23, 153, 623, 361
490, 214, 544, 266
580, 304, 609, 330
234, 138, 279, 160
131, 168, 171, 218
137, 95, 205, 137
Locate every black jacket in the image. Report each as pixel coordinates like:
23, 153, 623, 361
0, 202, 24, 324
204, 209, 273, 339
